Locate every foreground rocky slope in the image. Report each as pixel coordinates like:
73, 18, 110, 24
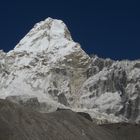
0, 99, 140, 140
0, 18, 140, 123
102, 123, 140, 140
0, 99, 113, 140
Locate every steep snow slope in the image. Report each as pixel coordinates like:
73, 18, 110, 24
0, 18, 90, 112
0, 18, 140, 123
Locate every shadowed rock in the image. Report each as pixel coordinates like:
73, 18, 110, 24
77, 112, 93, 121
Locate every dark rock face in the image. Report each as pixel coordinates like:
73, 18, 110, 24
87, 56, 113, 77
77, 112, 93, 121
58, 93, 69, 106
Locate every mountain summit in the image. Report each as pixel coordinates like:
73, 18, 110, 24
0, 18, 140, 123
14, 18, 72, 53
0, 17, 90, 112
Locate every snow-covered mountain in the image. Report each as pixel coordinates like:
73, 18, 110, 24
0, 18, 140, 123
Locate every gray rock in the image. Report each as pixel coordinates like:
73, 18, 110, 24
0, 99, 139, 140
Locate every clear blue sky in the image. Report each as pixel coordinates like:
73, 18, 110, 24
0, 0, 140, 60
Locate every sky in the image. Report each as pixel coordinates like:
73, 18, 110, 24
0, 0, 140, 60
